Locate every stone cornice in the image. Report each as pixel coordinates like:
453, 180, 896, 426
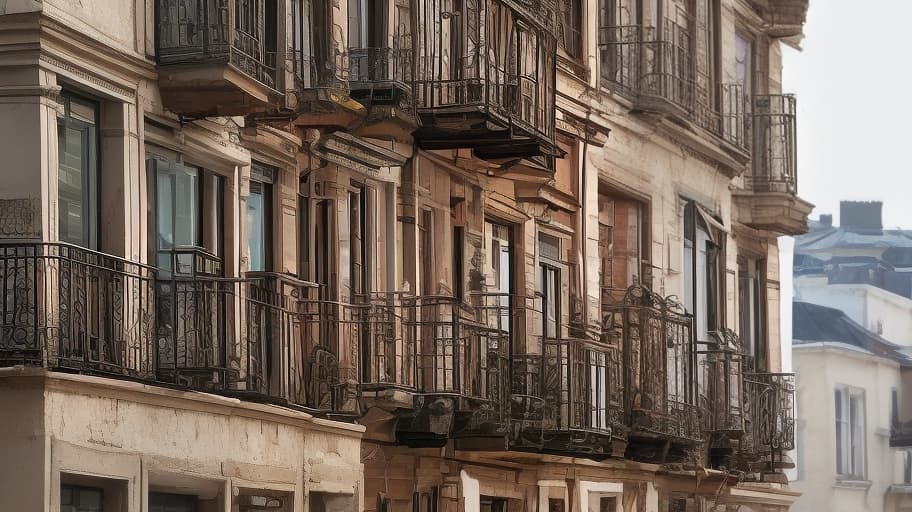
0, 366, 365, 438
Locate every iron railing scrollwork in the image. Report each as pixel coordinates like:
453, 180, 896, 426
602, 284, 705, 443
741, 372, 796, 467
0, 243, 156, 378
700, 328, 745, 435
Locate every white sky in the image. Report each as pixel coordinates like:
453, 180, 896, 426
781, 0, 912, 230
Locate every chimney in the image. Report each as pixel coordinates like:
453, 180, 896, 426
840, 201, 883, 233
819, 214, 833, 227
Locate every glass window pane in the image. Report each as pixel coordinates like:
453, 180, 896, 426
247, 181, 265, 271
57, 94, 98, 249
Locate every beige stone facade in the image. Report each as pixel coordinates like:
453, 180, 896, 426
0, 0, 810, 510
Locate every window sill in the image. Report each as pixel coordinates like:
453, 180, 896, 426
833, 479, 872, 490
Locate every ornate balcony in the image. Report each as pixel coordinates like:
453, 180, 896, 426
412, 0, 559, 163
537, 337, 620, 458
738, 372, 796, 475
0, 243, 156, 378
231, 273, 319, 409
394, 295, 510, 448
155, 0, 282, 117
602, 285, 705, 463
598, 24, 750, 164
290, 52, 367, 129
701, 329, 747, 470
733, 94, 813, 235
348, 44, 416, 141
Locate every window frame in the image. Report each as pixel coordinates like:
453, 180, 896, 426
247, 161, 275, 272
835, 385, 866, 480
57, 90, 101, 250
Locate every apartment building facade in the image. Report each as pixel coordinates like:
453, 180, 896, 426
0, 0, 810, 510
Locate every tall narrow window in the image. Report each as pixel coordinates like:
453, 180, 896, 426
151, 156, 223, 275
835, 386, 866, 479
57, 92, 99, 249
599, 191, 645, 303
734, 30, 753, 97
418, 209, 433, 295
349, 189, 366, 297
539, 233, 563, 339
559, 0, 582, 59
247, 162, 274, 272
486, 221, 513, 333
739, 257, 766, 370
61, 485, 103, 512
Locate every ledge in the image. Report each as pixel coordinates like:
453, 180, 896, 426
833, 479, 872, 490
0, 366, 365, 438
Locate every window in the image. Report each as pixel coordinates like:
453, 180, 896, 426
61, 484, 103, 512
480, 497, 507, 512
598, 191, 645, 303
904, 450, 912, 484
58, 92, 99, 249
598, 496, 617, 512
486, 221, 514, 333
539, 233, 563, 339
247, 162, 274, 272
559, 0, 583, 59
683, 201, 723, 342
835, 386, 865, 479
418, 209, 433, 295
149, 492, 197, 512
151, 158, 224, 275
738, 257, 766, 369
549, 498, 565, 512
734, 30, 753, 97
348, 186, 370, 298
893, 387, 900, 431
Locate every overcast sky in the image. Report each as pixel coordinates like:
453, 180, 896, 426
781, 0, 912, 229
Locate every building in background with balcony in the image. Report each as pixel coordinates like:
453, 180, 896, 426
791, 202, 912, 511
0, 0, 809, 511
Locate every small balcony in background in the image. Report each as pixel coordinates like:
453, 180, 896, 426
598, 24, 750, 160
155, 0, 282, 117
290, 52, 367, 129
734, 94, 813, 235
738, 372, 796, 479
412, 0, 560, 165
347, 44, 416, 141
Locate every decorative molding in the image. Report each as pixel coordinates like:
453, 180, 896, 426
39, 53, 136, 99
0, 198, 41, 238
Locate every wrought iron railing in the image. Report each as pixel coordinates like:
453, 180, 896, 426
360, 292, 416, 391
349, 47, 413, 88
292, 51, 351, 98
155, 249, 233, 390
741, 372, 796, 466
236, 273, 316, 406
602, 284, 704, 443
537, 337, 618, 454
598, 23, 748, 150
294, 295, 361, 413
413, 0, 557, 143
156, 0, 278, 89
701, 329, 745, 434
750, 94, 798, 193
0, 242, 156, 378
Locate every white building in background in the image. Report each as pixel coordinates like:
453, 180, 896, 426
792, 202, 912, 511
